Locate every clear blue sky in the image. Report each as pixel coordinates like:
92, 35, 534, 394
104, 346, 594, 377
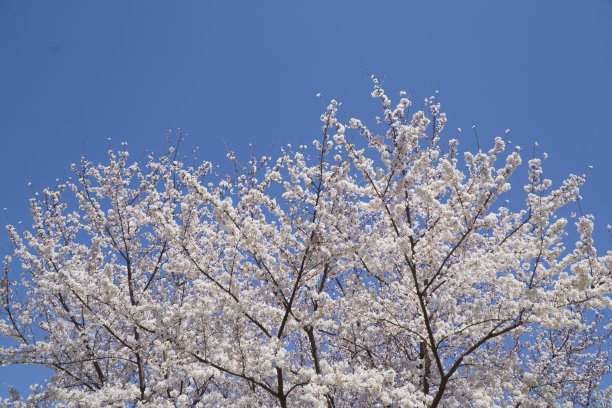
1, 0, 610, 396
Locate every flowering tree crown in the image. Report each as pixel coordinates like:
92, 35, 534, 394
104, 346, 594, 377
2, 80, 610, 407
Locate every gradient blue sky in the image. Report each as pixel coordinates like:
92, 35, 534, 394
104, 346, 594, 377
1, 0, 610, 396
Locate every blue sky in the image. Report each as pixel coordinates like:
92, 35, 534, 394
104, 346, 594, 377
1, 0, 610, 397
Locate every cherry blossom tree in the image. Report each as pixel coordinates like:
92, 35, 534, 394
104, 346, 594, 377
2, 79, 610, 407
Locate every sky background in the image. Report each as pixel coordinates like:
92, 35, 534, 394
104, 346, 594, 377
1, 0, 611, 397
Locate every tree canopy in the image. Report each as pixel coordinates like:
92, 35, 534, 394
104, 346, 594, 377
2, 80, 610, 407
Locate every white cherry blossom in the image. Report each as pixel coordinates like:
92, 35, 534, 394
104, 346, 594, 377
1, 82, 610, 407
